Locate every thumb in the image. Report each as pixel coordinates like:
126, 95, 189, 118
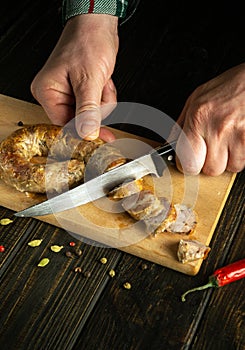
74, 79, 103, 140
176, 130, 207, 175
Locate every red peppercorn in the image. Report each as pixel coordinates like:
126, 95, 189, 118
0, 245, 5, 252
69, 241, 76, 247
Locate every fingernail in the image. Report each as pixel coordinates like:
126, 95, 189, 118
80, 122, 99, 140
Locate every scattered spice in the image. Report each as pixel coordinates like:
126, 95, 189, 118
50, 245, 64, 253
123, 282, 131, 290
69, 241, 76, 247
141, 263, 148, 270
37, 258, 50, 267
84, 271, 91, 278
28, 239, 43, 247
75, 249, 82, 256
109, 269, 116, 278
100, 257, 107, 264
17, 121, 24, 126
0, 245, 5, 252
65, 251, 74, 258
0, 218, 13, 226
181, 258, 245, 302
74, 266, 82, 273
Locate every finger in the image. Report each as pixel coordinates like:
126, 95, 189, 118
100, 79, 117, 121
176, 130, 207, 175
202, 141, 228, 176
99, 79, 117, 142
75, 108, 102, 140
168, 121, 182, 143
75, 78, 118, 141
41, 91, 75, 125
31, 76, 75, 125
102, 79, 117, 104
74, 78, 104, 140
227, 156, 245, 173
226, 140, 245, 173
99, 127, 116, 142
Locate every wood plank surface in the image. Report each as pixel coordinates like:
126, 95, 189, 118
0, 171, 243, 350
0, 1, 244, 350
0, 209, 123, 350
0, 94, 236, 275
72, 171, 245, 350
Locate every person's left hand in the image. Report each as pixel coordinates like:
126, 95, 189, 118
174, 63, 245, 175
31, 14, 119, 142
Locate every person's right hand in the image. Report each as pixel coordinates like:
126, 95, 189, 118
172, 63, 245, 175
31, 14, 119, 141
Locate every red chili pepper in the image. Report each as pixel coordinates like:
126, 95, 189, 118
181, 258, 245, 302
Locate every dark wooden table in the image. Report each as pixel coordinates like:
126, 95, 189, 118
0, 1, 244, 349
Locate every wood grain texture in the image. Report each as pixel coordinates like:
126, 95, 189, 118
0, 0, 244, 349
191, 213, 245, 350
184, 171, 245, 350
0, 94, 236, 275
0, 1, 62, 102
0, 209, 123, 350
71, 172, 245, 350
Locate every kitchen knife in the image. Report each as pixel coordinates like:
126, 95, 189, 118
15, 141, 176, 217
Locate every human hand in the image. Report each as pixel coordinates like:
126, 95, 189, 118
31, 14, 119, 141
174, 63, 245, 175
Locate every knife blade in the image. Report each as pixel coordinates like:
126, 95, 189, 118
15, 140, 176, 217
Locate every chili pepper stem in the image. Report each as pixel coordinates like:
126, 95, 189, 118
181, 259, 245, 302
181, 281, 215, 302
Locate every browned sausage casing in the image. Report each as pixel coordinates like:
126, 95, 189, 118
0, 124, 105, 193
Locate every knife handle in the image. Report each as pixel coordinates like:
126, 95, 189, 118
150, 140, 177, 176
156, 140, 177, 158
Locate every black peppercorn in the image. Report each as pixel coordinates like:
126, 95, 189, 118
65, 251, 73, 258
141, 263, 148, 270
74, 267, 82, 273
84, 271, 91, 278
76, 249, 82, 256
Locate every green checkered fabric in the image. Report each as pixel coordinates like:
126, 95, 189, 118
62, 0, 128, 24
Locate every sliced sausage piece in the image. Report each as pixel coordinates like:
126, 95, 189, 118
177, 239, 210, 263
108, 178, 144, 199
165, 204, 197, 235
122, 190, 164, 221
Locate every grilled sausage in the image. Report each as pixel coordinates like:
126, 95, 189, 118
0, 124, 105, 193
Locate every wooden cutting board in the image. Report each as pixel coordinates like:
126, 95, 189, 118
0, 94, 236, 275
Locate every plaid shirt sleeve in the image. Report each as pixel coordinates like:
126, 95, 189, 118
62, 0, 128, 23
